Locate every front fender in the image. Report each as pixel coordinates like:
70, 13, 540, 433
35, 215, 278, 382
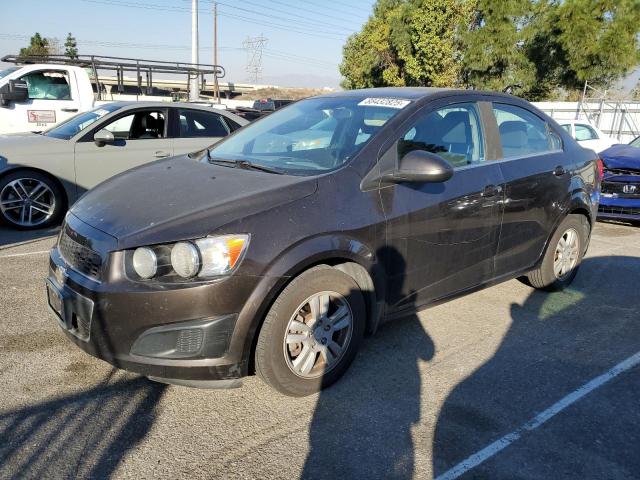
230, 233, 380, 373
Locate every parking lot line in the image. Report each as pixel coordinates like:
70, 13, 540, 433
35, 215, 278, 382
435, 350, 640, 480
0, 250, 50, 259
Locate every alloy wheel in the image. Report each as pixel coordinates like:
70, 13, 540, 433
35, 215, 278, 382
0, 178, 56, 227
283, 291, 354, 379
553, 227, 580, 280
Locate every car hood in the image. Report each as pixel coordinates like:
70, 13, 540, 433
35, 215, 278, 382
0, 132, 71, 159
599, 144, 640, 171
70, 155, 318, 248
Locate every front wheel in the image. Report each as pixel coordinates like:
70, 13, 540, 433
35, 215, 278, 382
527, 214, 590, 291
0, 171, 65, 230
255, 265, 366, 397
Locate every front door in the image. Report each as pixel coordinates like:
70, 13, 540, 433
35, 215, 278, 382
73, 108, 173, 193
379, 100, 505, 312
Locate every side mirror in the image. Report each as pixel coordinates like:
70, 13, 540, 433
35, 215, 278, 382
382, 149, 454, 184
94, 129, 115, 147
0, 79, 28, 107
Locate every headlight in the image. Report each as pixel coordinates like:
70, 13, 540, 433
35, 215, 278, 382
132, 247, 157, 279
171, 242, 201, 278
128, 234, 249, 281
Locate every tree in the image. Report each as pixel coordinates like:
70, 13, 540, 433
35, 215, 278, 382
64, 33, 78, 59
340, 0, 476, 89
19, 32, 50, 57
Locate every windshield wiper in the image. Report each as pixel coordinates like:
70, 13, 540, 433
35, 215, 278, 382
207, 150, 284, 175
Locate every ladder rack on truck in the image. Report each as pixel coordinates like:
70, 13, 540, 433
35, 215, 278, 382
1, 54, 225, 101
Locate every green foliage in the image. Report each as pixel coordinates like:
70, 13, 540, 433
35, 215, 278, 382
341, 0, 640, 100
339, 0, 476, 89
64, 33, 78, 59
19, 33, 50, 57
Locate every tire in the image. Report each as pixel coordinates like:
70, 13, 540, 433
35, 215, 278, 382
527, 214, 590, 291
0, 170, 65, 230
255, 265, 366, 397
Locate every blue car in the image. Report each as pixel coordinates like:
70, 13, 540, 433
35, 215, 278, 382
598, 136, 640, 222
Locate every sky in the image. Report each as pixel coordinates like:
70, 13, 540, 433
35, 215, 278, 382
0, 0, 377, 88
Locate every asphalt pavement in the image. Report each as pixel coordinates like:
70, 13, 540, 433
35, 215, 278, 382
0, 221, 639, 479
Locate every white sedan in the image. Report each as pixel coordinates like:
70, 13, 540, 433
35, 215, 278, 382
558, 119, 616, 153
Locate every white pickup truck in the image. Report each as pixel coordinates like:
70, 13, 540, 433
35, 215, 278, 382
0, 63, 103, 134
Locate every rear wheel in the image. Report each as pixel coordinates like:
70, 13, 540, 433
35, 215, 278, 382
255, 265, 366, 397
527, 214, 590, 291
0, 171, 64, 230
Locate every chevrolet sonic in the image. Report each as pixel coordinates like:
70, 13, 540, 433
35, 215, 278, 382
46, 88, 601, 396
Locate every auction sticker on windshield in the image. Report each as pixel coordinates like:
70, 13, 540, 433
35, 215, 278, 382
358, 97, 411, 109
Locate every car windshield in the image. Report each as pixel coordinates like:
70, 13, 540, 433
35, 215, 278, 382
0, 66, 20, 79
44, 104, 123, 140
631, 136, 640, 148
208, 96, 408, 174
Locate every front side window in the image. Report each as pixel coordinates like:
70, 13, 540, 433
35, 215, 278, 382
398, 103, 484, 168
560, 124, 572, 134
631, 136, 640, 148
209, 96, 405, 174
103, 110, 166, 140
19, 70, 71, 100
574, 124, 598, 141
493, 103, 561, 158
179, 109, 229, 138
44, 104, 122, 140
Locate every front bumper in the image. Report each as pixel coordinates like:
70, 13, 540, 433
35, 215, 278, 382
598, 196, 640, 221
47, 244, 260, 383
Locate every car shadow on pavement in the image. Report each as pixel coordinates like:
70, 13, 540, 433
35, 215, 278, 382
0, 370, 166, 479
0, 225, 60, 249
303, 247, 435, 479
433, 255, 640, 478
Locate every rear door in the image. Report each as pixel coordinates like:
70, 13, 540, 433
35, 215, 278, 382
490, 102, 568, 277
171, 108, 235, 154
73, 107, 172, 192
380, 99, 505, 311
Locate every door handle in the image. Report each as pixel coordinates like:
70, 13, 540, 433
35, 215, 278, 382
481, 184, 501, 198
61, 108, 78, 113
553, 166, 566, 177
154, 151, 171, 158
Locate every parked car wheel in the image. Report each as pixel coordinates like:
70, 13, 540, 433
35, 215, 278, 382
255, 265, 366, 397
0, 171, 64, 230
527, 214, 590, 291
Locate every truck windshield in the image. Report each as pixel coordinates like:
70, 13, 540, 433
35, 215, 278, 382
209, 96, 408, 175
0, 67, 20, 79
44, 104, 123, 140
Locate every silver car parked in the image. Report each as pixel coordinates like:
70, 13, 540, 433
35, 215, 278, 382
0, 102, 247, 229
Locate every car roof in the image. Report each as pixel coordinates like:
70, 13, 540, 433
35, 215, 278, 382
318, 87, 519, 102
96, 101, 248, 124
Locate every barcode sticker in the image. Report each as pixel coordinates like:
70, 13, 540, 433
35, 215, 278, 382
358, 97, 411, 109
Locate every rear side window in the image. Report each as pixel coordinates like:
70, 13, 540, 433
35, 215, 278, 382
493, 104, 561, 158
575, 124, 598, 141
179, 109, 230, 138
398, 102, 484, 168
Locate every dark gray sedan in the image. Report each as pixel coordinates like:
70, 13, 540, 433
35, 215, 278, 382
0, 102, 247, 229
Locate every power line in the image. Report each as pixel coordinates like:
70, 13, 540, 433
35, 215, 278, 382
303, 0, 371, 15
81, 0, 348, 41
209, 0, 354, 34
263, 0, 366, 23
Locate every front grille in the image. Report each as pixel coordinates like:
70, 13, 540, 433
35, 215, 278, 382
599, 205, 640, 217
58, 225, 103, 279
601, 181, 640, 198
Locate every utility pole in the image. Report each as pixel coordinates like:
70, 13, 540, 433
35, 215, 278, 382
243, 35, 267, 84
190, 0, 200, 101
213, 1, 220, 103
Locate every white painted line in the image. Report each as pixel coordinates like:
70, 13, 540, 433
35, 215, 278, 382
435, 350, 640, 480
0, 250, 50, 259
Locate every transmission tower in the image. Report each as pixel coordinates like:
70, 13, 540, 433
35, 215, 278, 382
243, 35, 267, 84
